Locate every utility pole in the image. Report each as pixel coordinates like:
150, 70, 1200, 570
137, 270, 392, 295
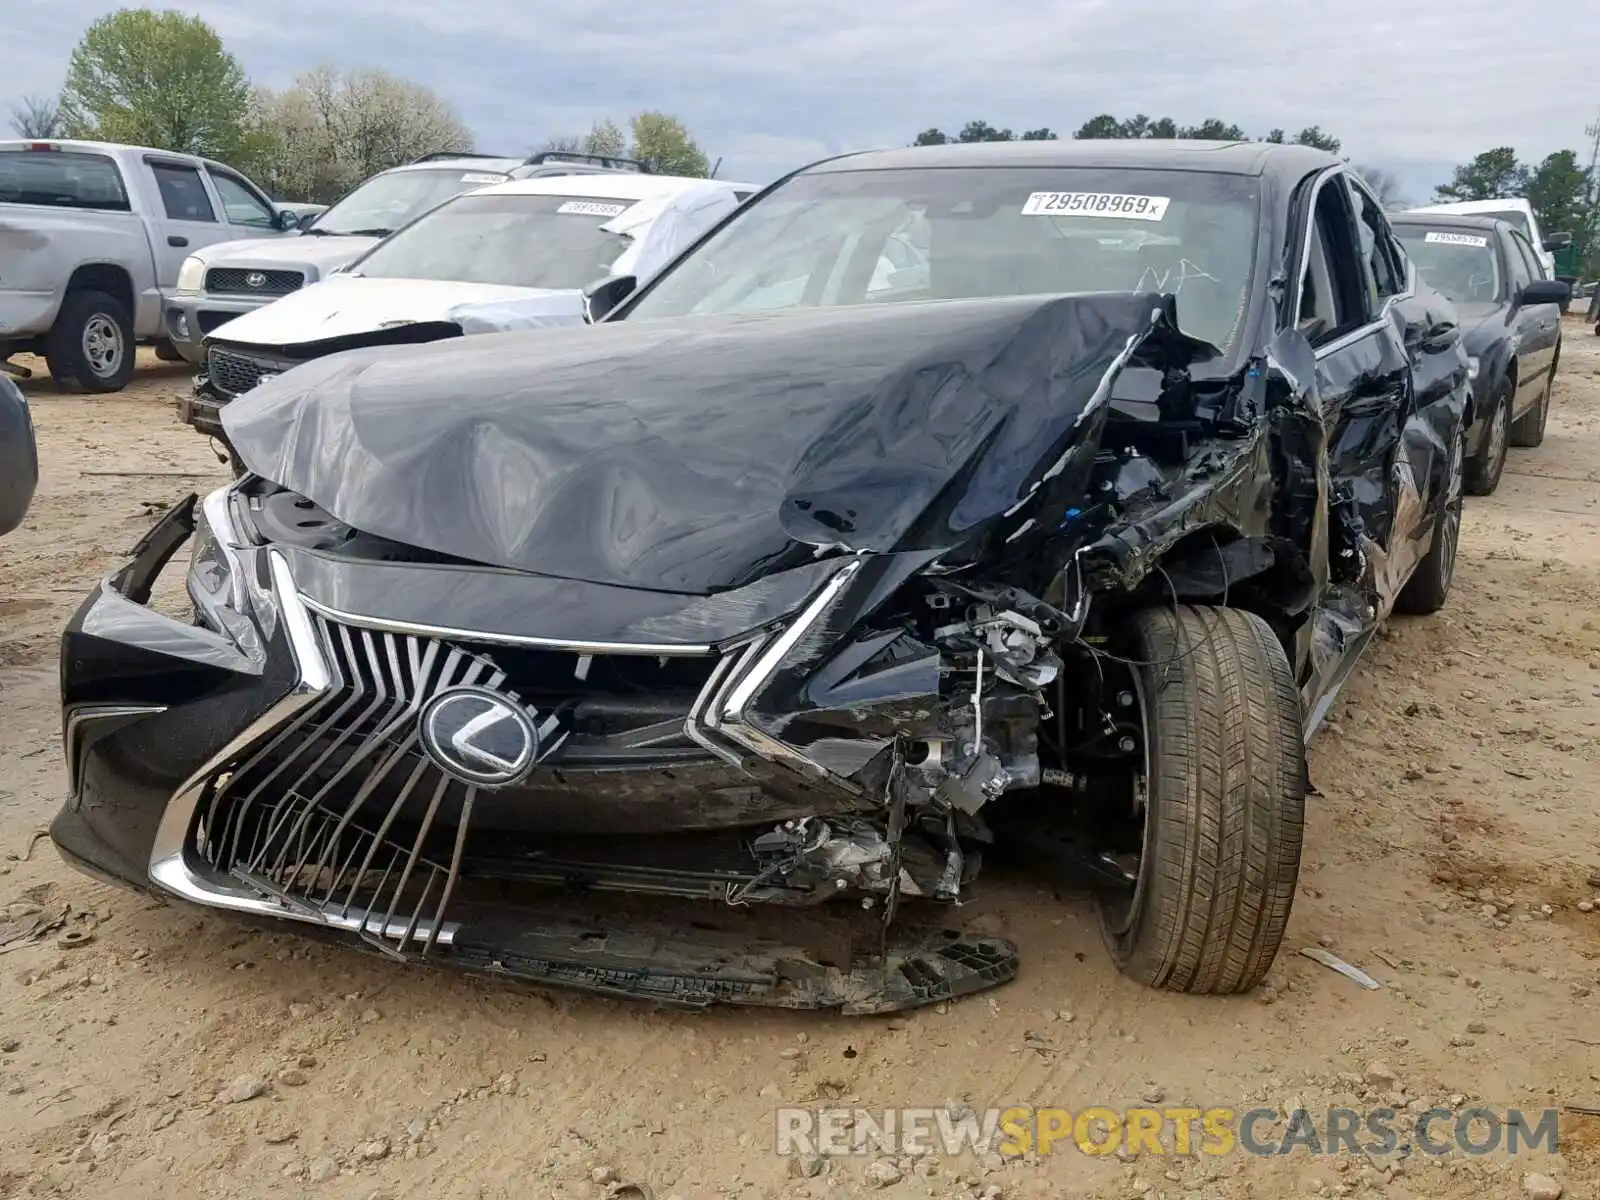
1581, 108, 1600, 281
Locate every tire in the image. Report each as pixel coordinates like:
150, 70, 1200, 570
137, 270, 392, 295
46, 290, 136, 393
1394, 420, 1464, 616
1464, 378, 1510, 496
1509, 352, 1556, 448
153, 338, 184, 363
1098, 605, 1306, 995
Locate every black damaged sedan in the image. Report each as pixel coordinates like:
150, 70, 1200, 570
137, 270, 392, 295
52, 141, 1469, 1012
1390, 212, 1569, 494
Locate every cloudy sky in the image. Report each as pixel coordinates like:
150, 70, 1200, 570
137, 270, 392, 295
9, 0, 1599, 199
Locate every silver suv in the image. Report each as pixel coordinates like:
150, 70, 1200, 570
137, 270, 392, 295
162, 151, 647, 362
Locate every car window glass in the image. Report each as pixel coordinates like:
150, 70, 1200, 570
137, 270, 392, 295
1507, 231, 1544, 282
150, 163, 216, 222
1348, 180, 1404, 311
0, 150, 130, 211
1503, 233, 1534, 291
1298, 176, 1365, 345
351, 192, 640, 289
209, 171, 274, 228
314, 167, 508, 236
1480, 209, 1533, 240
1392, 227, 1501, 304
628, 166, 1262, 353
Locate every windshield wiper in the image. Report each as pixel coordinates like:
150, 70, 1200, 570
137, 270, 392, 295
342, 227, 394, 238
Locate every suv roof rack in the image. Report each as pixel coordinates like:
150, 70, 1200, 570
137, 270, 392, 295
522, 150, 649, 174
409, 151, 515, 165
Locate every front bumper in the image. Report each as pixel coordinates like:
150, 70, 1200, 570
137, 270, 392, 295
178, 376, 226, 440
164, 292, 273, 364
50, 496, 1016, 1011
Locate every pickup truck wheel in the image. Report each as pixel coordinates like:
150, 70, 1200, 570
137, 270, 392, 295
153, 339, 183, 363
1464, 378, 1510, 496
47, 291, 136, 393
1393, 421, 1464, 616
1509, 353, 1556, 448
1097, 605, 1306, 994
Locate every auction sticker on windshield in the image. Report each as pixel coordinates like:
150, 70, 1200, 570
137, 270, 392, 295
557, 200, 631, 217
1023, 192, 1171, 220
1423, 231, 1489, 248
460, 173, 505, 184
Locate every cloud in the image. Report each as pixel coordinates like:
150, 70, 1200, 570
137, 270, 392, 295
7, 0, 1598, 186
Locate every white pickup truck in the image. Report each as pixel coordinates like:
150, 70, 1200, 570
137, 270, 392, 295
0, 139, 298, 392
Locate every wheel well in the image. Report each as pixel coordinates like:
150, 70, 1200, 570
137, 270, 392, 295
63, 264, 134, 316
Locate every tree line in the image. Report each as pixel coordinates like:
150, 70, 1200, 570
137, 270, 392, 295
6, 8, 712, 203
1435, 142, 1600, 276
911, 115, 1404, 206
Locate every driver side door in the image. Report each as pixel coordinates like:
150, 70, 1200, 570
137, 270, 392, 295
1294, 169, 1417, 615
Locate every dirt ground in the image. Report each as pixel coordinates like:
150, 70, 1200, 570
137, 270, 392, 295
0, 328, 1597, 1200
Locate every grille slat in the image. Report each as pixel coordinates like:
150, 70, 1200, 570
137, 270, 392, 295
206, 347, 295, 400
194, 610, 718, 955
205, 267, 304, 296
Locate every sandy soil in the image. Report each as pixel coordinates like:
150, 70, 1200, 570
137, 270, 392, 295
0, 332, 1597, 1200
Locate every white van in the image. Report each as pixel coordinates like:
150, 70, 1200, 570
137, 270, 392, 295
1407, 197, 1569, 279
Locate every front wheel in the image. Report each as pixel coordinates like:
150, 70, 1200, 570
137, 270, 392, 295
1097, 605, 1306, 994
1464, 379, 1510, 496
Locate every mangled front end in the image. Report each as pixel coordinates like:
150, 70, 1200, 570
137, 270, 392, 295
60, 293, 1212, 1012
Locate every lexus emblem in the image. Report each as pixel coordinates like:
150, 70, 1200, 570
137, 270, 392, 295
245, 271, 267, 289
419, 686, 541, 788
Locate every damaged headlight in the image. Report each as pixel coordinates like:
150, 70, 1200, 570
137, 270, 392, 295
1465, 355, 1479, 381
704, 555, 1081, 818
188, 485, 268, 661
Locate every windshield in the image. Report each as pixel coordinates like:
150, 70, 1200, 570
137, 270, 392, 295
350, 192, 640, 288
626, 166, 1262, 351
1395, 228, 1502, 303
1476, 209, 1532, 239
312, 166, 509, 236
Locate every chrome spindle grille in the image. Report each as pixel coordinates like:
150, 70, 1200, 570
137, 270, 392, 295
194, 614, 515, 956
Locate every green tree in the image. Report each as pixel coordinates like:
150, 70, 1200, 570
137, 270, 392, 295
957, 120, 1013, 142
60, 8, 253, 159
1019, 128, 1058, 141
8, 94, 65, 138
1176, 118, 1246, 140
248, 66, 473, 202
1434, 147, 1527, 201
584, 119, 627, 158
1522, 149, 1588, 238
1290, 126, 1341, 154
913, 127, 949, 146
628, 111, 708, 176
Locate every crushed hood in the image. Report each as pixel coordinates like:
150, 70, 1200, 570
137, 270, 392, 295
190, 234, 378, 275
224, 293, 1175, 595
208, 275, 580, 349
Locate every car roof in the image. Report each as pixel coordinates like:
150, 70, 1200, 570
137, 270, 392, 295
383, 156, 527, 177
1410, 197, 1535, 218
0, 137, 237, 173
803, 138, 1342, 179
473, 173, 758, 201
1390, 213, 1512, 235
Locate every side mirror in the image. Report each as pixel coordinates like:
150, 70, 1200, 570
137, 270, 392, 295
1519, 279, 1571, 307
1541, 232, 1572, 252
274, 208, 300, 232
582, 274, 637, 324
